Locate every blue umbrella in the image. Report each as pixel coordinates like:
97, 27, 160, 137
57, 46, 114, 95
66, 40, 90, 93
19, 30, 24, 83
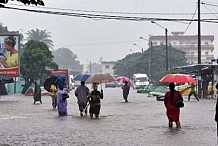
73, 73, 91, 81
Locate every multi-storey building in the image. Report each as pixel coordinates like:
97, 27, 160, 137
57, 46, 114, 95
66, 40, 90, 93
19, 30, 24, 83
149, 32, 214, 64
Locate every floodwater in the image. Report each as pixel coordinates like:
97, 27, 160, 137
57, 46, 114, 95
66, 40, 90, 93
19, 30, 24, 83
0, 87, 217, 146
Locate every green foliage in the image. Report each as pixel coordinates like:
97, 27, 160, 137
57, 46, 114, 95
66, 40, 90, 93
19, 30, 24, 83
26, 28, 54, 49
52, 48, 83, 73
113, 53, 142, 78
0, 0, 44, 7
114, 45, 188, 82
20, 40, 58, 80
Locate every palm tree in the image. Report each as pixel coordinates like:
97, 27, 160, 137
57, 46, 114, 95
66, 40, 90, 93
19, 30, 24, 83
26, 28, 54, 49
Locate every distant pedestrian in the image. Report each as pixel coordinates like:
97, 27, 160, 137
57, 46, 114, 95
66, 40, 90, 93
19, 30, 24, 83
164, 82, 183, 128
75, 81, 90, 116
57, 76, 69, 116
188, 83, 199, 101
122, 81, 130, 102
33, 81, 42, 104
88, 83, 103, 118
50, 80, 57, 109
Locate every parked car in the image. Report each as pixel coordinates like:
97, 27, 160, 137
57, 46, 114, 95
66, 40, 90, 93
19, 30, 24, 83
148, 86, 169, 97
137, 84, 157, 93
105, 82, 117, 88
25, 86, 50, 96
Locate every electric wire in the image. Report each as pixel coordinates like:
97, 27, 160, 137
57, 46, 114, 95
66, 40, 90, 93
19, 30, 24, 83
54, 40, 142, 47
5, 3, 218, 16
184, 6, 198, 34
202, 4, 218, 19
2, 6, 218, 23
201, 2, 218, 19
201, 1, 218, 7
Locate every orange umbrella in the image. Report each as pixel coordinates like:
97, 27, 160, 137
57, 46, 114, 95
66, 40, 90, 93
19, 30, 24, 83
86, 73, 115, 84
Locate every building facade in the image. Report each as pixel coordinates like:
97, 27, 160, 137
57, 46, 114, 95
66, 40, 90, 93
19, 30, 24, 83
101, 61, 115, 76
149, 32, 214, 64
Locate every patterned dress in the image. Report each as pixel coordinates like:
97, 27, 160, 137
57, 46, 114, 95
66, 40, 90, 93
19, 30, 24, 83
89, 90, 103, 115
57, 88, 68, 116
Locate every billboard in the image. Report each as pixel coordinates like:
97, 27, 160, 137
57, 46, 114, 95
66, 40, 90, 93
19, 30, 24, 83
0, 34, 20, 77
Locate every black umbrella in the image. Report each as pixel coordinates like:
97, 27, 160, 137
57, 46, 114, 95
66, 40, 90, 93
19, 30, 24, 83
0, 74, 14, 83
44, 76, 57, 92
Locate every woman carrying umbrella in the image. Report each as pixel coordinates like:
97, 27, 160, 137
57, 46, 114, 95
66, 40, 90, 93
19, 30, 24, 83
88, 83, 103, 118
164, 82, 183, 128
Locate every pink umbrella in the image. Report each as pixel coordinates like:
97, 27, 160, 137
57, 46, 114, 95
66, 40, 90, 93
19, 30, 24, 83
116, 76, 131, 84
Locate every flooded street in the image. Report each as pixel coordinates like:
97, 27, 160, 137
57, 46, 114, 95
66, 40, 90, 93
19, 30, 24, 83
0, 87, 217, 146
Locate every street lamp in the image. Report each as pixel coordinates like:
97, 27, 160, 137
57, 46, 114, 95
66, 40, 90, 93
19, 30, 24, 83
133, 43, 143, 53
151, 21, 168, 71
140, 37, 153, 82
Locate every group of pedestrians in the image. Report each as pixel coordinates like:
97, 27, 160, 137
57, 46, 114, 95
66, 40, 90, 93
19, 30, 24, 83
33, 77, 131, 119
45, 79, 104, 118
49, 80, 131, 118
33, 76, 69, 116
74, 81, 103, 118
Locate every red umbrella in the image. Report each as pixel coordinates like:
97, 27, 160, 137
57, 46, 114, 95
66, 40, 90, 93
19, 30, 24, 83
116, 76, 131, 84
160, 74, 196, 83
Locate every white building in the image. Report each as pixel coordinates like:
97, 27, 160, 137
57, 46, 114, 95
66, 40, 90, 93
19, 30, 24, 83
101, 61, 115, 76
149, 32, 214, 64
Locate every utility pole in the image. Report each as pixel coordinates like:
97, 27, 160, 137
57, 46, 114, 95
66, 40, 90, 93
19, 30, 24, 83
151, 21, 168, 71
139, 37, 153, 82
197, 0, 202, 98
89, 60, 92, 74
150, 41, 153, 82
165, 28, 168, 72
133, 43, 144, 53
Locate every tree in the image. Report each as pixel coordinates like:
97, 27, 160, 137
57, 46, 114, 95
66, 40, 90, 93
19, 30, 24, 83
52, 48, 83, 74
0, 0, 44, 7
113, 45, 188, 83
26, 28, 54, 49
20, 40, 58, 94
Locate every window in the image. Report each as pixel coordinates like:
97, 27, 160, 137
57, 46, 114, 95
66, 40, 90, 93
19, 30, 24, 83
105, 65, 110, 69
153, 42, 157, 45
205, 42, 208, 45
205, 52, 209, 55
173, 42, 176, 45
190, 52, 194, 55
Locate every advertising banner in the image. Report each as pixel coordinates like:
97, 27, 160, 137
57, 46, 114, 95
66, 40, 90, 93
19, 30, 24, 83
0, 34, 20, 77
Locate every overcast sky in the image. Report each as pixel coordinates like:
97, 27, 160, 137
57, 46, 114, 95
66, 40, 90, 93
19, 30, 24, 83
1, 0, 218, 64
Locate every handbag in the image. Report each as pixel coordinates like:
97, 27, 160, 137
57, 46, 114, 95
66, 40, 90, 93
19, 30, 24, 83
175, 97, 184, 108
62, 93, 69, 100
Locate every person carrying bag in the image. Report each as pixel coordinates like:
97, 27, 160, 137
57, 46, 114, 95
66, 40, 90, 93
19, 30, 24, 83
164, 82, 183, 128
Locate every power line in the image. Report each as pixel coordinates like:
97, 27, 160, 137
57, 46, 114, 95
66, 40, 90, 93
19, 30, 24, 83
5, 3, 218, 16
1, 6, 218, 23
201, 1, 218, 7
202, 3, 218, 19
184, 6, 198, 33
54, 40, 142, 47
